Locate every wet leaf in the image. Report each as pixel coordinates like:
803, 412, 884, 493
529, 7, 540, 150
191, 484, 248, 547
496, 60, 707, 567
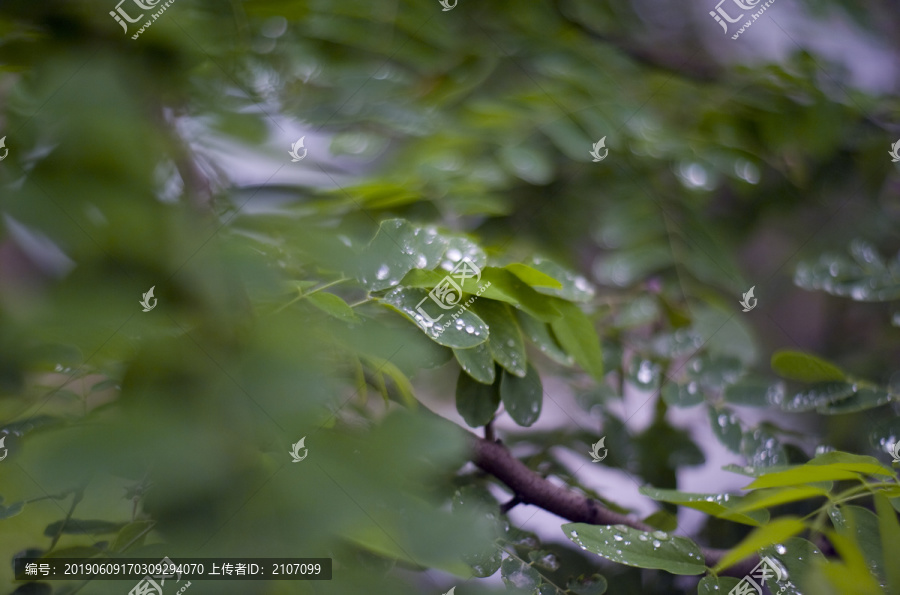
500, 364, 543, 427
358, 219, 448, 291
566, 573, 608, 595
697, 575, 741, 594
563, 523, 706, 575
759, 537, 825, 595
815, 387, 892, 414
527, 549, 560, 571
471, 300, 527, 377
639, 487, 768, 526
661, 382, 704, 408
830, 505, 885, 583
380, 287, 488, 348
875, 493, 900, 593
741, 428, 788, 468
771, 350, 846, 383
453, 344, 496, 384
724, 377, 785, 407
528, 259, 595, 302
686, 354, 743, 389
500, 555, 542, 591
779, 382, 855, 412
708, 406, 742, 454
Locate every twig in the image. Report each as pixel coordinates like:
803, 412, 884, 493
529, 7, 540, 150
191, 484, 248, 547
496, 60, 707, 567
469, 434, 758, 578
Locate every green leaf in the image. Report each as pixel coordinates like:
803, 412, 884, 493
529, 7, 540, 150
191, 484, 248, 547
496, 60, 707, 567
43, 519, 126, 537
358, 219, 448, 291
477, 268, 562, 321
713, 517, 806, 573
111, 520, 155, 553
771, 350, 846, 383
759, 537, 825, 595
380, 287, 488, 348
375, 359, 417, 408
549, 299, 604, 381
504, 263, 563, 289
723, 377, 785, 407
639, 487, 768, 527
829, 505, 884, 582
455, 370, 501, 428
453, 344, 496, 384
661, 382, 704, 408
686, 355, 743, 389
729, 487, 829, 513
400, 266, 562, 321
515, 310, 573, 366
642, 510, 678, 532
528, 259, 595, 302
566, 573, 608, 595
500, 555, 541, 591
306, 292, 359, 322
780, 382, 857, 412
815, 387, 893, 414
806, 451, 894, 477
466, 547, 502, 578
745, 466, 860, 490
874, 493, 900, 594
471, 300, 527, 377
0, 500, 24, 520
708, 407, 742, 454
500, 364, 543, 427
563, 523, 706, 575
697, 575, 742, 594
740, 428, 788, 468
527, 549, 560, 571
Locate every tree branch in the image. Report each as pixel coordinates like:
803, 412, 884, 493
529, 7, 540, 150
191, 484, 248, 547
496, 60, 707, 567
469, 434, 759, 578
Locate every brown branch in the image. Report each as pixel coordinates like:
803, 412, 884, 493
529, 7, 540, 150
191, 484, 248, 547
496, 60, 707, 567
469, 435, 759, 579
